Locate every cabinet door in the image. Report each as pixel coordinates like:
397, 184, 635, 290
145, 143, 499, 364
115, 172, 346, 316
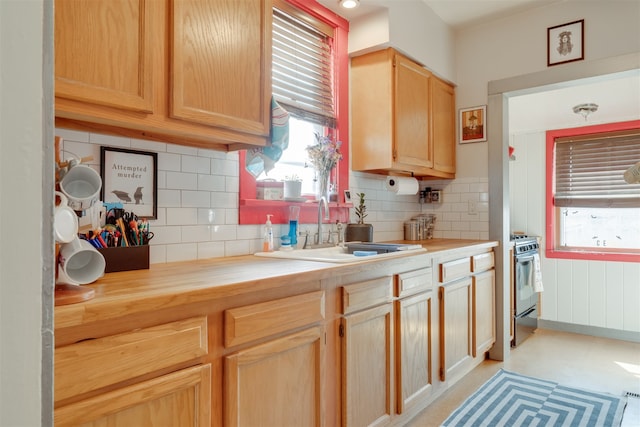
431, 77, 456, 174
394, 54, 433, 169
225, 327, 324, 427
171, 0, 271, 136
439, 278, 472, 383
342, 303, 394, 427
55, 364, 211, 427
473, 269, 496, 356
55, 0, 154, 113
396, 291, 434, 414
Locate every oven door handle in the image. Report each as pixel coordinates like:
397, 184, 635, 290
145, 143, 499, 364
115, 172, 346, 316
516, 305, 536, 319
516, 254, 535, 263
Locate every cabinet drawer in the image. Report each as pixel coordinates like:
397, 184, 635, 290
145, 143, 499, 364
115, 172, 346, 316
342, 276, 393, 315
397, 267, 433, 298
439, 257, 471, 283
224, 291, 325, 348
471, 252, 495, 272
55, 316, 208, 402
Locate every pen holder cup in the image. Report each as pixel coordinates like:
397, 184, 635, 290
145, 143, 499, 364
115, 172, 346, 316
97, 245, 150, 273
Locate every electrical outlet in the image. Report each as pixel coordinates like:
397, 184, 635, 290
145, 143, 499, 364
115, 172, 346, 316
468, 200, 477, 215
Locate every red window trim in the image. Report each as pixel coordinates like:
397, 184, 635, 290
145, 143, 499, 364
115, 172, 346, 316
545, 119, 640, 262
239, 0, 351, 225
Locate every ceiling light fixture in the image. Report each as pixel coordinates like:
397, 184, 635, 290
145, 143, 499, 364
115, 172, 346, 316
340, 0, 360, 9
572, 103, 599, 121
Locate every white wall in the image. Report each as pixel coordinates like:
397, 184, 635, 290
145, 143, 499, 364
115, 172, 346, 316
456, 0, 640, 179
459, 0, 640, 336
1, 0, 53, 425
509, 130, 640, 334
348, 0, 455, 82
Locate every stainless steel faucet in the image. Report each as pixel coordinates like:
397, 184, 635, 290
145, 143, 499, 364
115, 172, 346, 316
315, 196, 329, 245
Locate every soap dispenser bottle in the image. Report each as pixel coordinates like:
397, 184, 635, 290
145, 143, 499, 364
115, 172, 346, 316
263, 214, 274, 252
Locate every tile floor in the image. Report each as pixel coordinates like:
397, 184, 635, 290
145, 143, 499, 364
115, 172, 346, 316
407, 328, 640, 426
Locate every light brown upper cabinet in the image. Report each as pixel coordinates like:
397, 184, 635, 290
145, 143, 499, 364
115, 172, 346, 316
55, 0, 272, 151
351, 48, 456, 178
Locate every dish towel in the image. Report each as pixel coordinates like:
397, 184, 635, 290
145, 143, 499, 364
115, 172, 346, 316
533, 253, 544, 292
245, 97, 290, 178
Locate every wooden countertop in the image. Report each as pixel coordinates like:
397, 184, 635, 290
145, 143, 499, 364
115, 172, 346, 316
55, 239, 498, 330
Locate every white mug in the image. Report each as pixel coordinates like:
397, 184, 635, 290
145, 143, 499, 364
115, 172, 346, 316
58, 236, 105, 285
60, 164, 102, 211
54, 191, 78, 243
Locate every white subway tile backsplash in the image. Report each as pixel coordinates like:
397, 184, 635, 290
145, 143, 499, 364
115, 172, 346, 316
166, 207, 198, 225
157, 152, 181, 172
58, 129, 491, 265
182, 225, 214, 242
166, 243, 198, 262
181, 190, 211, 208
182, 155, 210, 174
157, 189, 181, 208
198, 174, 225, 192
166, 171, 198, 190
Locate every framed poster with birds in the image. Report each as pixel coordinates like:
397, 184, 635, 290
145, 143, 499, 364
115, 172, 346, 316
100, 147, 157, 219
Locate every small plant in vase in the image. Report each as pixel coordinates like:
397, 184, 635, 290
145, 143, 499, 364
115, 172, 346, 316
283, 174, 302, 200
345, 192, 373, 242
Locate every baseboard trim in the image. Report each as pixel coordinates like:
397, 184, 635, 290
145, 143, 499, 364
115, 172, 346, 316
538, 319, 640, 343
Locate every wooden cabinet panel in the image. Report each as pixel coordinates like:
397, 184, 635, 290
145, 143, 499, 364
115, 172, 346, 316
55, 0, 271, 150
224, 290, 325, 347
431, 77, 456, 174
55, 364, 211, 427
224, 327, 323, 427
439, 278, 472, 382
351, 47, 456, 178
439, 257, 471, 283
397, 267, 433, 298
342, 276, 393, 315
473, 269, 496, 356
171, 0, 271, 136
342, 303, 394, 427
55, 316, 208, 402
394, 54, 433, 169
471, 251, 495, 273
55, 0, 154, 113
396, 291, 434, 414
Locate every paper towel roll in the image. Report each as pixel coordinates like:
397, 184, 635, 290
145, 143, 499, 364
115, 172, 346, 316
386, 176, 419, 195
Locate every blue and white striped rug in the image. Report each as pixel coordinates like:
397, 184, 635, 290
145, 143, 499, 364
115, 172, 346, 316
442, 369, 627, 427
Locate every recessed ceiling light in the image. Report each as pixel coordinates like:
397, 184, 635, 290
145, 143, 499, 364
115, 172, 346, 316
340, 0, 360, 9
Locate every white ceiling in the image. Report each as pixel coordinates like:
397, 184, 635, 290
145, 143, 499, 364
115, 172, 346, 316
317, 0, 563, 28
317, 0, 640, 133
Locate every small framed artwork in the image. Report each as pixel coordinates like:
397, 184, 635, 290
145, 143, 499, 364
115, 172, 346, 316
100, 147, 158, 219
344, 190, 352, 203
547, 19, 584, 67
459, 105, 487, 144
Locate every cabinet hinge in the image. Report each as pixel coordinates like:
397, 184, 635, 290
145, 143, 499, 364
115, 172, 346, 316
339, 324, 344, 337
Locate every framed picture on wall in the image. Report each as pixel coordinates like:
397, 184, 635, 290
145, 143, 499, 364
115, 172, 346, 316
100, 147, 158, 219
547, 19, 584, 66
459, 105, 487, 144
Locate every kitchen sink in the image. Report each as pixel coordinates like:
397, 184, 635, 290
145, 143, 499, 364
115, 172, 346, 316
254, 243, 426, 263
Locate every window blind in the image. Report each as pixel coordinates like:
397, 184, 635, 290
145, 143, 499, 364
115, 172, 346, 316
272, 8, 336, 128
554, 130, 640, 207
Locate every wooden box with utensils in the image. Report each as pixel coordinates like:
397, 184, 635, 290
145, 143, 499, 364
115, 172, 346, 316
98, 245, 150, 273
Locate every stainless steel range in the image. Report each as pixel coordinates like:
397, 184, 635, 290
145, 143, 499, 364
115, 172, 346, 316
511, 234, 540, 346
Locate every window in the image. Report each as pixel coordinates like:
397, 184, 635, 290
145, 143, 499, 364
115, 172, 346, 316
546, 120, 640, 262
239, 0, 350, 225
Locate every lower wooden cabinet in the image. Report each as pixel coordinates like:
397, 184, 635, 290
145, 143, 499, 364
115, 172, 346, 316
341, 303, 394, 427
55, 364, 211, 427
473, 269, 496, 356
224, 326, 324, 427
396, 290, 434, 413
439, 277, 473, 383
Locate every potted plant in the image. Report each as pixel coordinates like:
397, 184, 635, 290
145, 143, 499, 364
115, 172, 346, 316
345, 192, 373, 242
